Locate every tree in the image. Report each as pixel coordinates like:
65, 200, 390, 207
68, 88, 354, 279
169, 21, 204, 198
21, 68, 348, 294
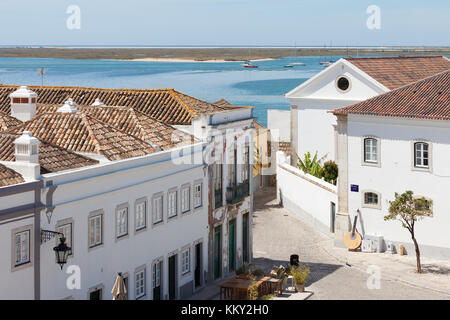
322, 161, 338, 185
385, 191, 433, 273
296, 151, 326, 179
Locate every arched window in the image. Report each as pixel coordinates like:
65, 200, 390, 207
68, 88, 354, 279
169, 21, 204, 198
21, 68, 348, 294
364, 138, 378, 163
362, 191, 381, 209
414, 142, 429, 168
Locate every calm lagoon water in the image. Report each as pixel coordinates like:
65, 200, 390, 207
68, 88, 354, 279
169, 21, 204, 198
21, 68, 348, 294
0, 56, 337, 126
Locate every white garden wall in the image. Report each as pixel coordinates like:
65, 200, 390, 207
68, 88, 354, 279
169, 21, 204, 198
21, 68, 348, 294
276, 152, 337, 236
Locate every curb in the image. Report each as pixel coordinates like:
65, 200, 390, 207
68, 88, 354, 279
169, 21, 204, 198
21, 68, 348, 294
320, 245, 450, 298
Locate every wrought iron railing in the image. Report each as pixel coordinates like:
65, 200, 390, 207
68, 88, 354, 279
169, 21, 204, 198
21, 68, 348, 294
226, 180, 250, 204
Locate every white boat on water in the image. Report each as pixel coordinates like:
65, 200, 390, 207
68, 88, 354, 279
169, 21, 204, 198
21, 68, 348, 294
284, 62, 306, 68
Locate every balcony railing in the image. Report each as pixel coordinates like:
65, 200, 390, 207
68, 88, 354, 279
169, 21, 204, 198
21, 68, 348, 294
226, 180, 250, 205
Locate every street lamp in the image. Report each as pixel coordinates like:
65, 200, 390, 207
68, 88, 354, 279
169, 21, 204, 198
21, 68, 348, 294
41, 230, 72, 270
54, 236, 71, 270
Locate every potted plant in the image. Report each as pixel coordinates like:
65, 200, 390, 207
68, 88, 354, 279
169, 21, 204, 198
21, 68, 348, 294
290, 264, 310, 292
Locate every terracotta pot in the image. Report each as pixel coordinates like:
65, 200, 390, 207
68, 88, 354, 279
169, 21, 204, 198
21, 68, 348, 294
295, 283, 305, 293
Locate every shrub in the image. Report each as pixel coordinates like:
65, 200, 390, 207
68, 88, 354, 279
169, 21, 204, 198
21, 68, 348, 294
291, 264, 310, 285
322, 161, 338, 185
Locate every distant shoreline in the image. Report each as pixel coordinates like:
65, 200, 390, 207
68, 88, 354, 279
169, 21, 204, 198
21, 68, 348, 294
0, 47, 449, 61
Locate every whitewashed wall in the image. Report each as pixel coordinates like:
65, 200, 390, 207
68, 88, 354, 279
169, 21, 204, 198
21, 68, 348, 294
267, 109, 290, 142
347, 115, 450, 258
276, 152, 337, 236
39, 144, 208, 300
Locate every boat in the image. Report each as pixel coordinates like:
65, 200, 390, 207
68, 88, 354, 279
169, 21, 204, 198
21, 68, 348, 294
319, 61, 332, 66
284, 62, 306, 68
242, 61, 259, 68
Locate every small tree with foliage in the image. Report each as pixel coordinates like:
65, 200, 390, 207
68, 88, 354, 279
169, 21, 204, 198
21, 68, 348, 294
385, 191, 433, 273
322, 161, 338, 185
296, 151, 326, 179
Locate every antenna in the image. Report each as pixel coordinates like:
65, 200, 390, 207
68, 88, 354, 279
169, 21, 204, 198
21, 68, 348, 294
38, 68, 47, 86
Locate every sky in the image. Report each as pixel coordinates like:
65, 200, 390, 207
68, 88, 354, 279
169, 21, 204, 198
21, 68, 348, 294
0, 0, 448, 46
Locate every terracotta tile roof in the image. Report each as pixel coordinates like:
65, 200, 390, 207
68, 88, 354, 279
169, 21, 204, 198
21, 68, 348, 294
8, 112, 158, 161
35, 104, 196, 150
0, 163, 24, 187
0, 132, 98, 174
0, 110, 22, 131
332, 70, 450, 121
0, 86, 235, 125
213, 98, 255, 110
345, 56, 450, 90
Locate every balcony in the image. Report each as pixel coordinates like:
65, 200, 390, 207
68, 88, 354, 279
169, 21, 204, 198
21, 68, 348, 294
226, 180, 250, 205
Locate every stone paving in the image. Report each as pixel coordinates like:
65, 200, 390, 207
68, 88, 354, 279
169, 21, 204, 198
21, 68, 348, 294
252, 187, 450, 300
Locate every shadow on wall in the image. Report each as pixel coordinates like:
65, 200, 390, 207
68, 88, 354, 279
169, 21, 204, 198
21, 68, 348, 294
251, 257, 342, 287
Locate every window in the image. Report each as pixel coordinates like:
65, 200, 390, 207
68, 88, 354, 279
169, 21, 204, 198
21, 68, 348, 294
193, 183, 202, 209
243, 145, 250, 182
89, 213, 103, 248
414, 197, 432, 213
181, 248, 190, 274
56, 222, 73, 256
116, 206, 128, 239
181, 186, 190, 213
14, 230, 30, 266
135, 200, 147, 231
364, 138, 378, 163
31, 98, 36, 103
152, 195, 163, 224
89, 288, 102, 300
229, 147, 237, 187
362, 191, 381, 209
135, 268, 146, 299
336, 76, 351, 92
364, 192, 378, 205
12, 97, 20, 103
213, 162, 223, 209
414, 142, 429, 168
20, 97, 28, 103
168, 190, 177, 218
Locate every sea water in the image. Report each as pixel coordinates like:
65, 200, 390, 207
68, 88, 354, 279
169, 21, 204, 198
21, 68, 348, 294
0, 56, 336, 126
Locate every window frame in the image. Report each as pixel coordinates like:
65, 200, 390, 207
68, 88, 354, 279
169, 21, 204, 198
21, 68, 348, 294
181, 247, 191, 275
152, 193, 164, 225
115, 203, 129, 240
193, 181, 203, 209
135, 266, 146, 299
167, 188, 178, 219
412, 141, 432, 172
11, 225, 33, 271
335, 75, 352, 93
181, 184, 191, 214
361, 190, 382, 210
361, 136, 381, 167
88, 210, 104, 250
134, 198, 147, 233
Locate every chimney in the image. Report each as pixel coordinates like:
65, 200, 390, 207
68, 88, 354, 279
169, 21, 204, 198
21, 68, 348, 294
9, 86, 38, 122
10, 131, 40, 181
92, 98, 105, 106
57, 98, 79, 113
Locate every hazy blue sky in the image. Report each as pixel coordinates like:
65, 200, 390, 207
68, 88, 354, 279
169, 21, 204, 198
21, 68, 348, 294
0, 0, 448, 46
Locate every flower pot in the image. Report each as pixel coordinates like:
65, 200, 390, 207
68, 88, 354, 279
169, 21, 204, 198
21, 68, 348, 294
294, 283, 305, 293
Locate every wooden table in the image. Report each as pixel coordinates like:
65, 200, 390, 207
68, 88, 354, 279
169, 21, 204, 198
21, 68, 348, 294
220, 277, 269, 300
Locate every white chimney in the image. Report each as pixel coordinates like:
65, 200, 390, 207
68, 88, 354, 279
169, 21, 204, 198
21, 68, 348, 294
8, 131, 41, 181
9, 86, 38, 122
57, 98, 79, 113
92, 98, 105, 106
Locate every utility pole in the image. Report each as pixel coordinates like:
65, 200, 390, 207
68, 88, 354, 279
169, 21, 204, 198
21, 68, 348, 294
38, 68, 47, 86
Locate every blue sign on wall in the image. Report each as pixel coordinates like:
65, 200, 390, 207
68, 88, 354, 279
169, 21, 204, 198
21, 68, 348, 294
350, 184, 359, 192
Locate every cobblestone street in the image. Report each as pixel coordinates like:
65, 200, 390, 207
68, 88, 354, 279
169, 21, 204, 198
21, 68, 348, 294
252, 187, 450, 300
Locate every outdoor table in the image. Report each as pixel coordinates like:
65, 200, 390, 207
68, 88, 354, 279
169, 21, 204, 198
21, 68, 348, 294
220, 278, 267, 300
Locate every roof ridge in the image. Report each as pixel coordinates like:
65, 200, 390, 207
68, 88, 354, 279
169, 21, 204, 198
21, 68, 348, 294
345, 55, 446, 60
169, 89, 197, 117
79, 113, 104, 156
0, 84, 175, 93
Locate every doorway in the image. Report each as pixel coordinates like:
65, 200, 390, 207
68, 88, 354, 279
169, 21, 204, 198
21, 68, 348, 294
153, 260, 162, 300
242, 213, 249, 263
194, 243, 202, 288
228, 219, 236, 273
213, 226, 222, 280
330, 202, 336, 233
168, 255, 177, 300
